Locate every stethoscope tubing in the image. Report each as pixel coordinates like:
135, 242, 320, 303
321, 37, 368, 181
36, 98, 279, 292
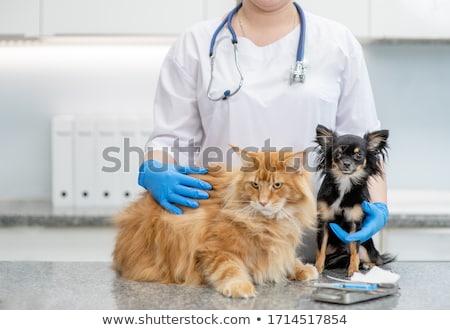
294, 2, 306, 64
209, 2, 242, 56
207, 1, 305, 101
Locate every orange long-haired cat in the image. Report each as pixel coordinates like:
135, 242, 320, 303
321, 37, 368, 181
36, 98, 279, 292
113, 149, 318, 298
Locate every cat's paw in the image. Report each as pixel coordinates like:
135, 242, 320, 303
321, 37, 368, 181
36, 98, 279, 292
294, 263, 319, 281
218, 280, 256, 299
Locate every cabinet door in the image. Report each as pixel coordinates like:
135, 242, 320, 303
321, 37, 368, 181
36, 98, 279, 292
300, 0, 370, 39
42, 0, 204, 36
0, 0, 40, 37
371, 0, 450, 39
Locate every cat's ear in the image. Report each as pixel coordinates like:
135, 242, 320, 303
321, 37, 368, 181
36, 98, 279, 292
283, 151, 305, 173
229, 144, 259, 171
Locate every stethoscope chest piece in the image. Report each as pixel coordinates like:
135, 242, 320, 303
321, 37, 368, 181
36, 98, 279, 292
290, 60, 307, 84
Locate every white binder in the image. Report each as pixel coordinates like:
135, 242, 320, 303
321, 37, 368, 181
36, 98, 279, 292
95, 116, 120, 207
73, 116, 96, 208
118, 117, 140, 205
51, 115, 74, 208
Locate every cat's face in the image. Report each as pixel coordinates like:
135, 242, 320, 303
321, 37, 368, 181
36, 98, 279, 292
230, 150, 308, 219
243, 172, 289, 217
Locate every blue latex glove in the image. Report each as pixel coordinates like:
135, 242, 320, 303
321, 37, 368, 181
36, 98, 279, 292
138, 160, 212, 215
329, 201, 389, 244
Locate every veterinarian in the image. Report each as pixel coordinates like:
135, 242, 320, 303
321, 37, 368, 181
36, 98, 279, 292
138, 0, 388, 261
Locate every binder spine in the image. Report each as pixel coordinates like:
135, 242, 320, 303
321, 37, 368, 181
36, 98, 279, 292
73, 116, 96, 208
51, 114, 152, 209
51, 115, 74, 208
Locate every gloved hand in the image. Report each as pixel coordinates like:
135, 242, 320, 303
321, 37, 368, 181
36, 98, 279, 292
138, 160, 212, 215
329, 201, 389, 244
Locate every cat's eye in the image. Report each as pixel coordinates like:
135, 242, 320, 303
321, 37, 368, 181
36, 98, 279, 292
272, 182, 283, 190
251, 182, 259, 189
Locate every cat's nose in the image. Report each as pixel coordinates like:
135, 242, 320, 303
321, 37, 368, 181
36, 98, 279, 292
259, 201, 268, 207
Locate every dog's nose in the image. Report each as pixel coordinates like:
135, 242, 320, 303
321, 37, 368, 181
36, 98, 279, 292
342, 160, 352, 168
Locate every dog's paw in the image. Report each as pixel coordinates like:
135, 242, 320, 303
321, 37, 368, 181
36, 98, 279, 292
315, 253, 326, 274
348, 261, 360, 277
348, 253, 360, 277
315, 260, 324, 274
362, 262, 376, 270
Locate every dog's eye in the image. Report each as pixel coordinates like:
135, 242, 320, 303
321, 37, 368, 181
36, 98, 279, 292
335, 152, 342, 159
272, 182, 283, 190
250, 182, 259, 189
353, 153, 363, 161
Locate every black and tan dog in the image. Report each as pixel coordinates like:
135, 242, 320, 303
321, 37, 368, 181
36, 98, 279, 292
314, 125, 394, 277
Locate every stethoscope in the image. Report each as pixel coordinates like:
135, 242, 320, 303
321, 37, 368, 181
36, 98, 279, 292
207, 1, 306, 102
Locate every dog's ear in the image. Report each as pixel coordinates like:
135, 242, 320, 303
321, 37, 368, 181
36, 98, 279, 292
365, 130, 389, 154
315, 125, 335, 149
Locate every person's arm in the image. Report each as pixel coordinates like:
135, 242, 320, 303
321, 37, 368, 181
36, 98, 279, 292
139, 34, 212, 214
330, 164, 389, 243
144, 150, 175, 164
368, 162, 387, 204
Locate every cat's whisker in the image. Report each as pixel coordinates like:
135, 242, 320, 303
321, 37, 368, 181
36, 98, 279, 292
237, 205, 257, 217
277, 208, 302, 232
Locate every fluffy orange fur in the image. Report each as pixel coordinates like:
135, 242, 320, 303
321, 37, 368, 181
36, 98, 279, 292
112, 150, 318, 298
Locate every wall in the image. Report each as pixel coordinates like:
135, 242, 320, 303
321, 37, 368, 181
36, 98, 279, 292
0, 40, 171, 200
364, 42, 450, 190
1, 39, 450, 200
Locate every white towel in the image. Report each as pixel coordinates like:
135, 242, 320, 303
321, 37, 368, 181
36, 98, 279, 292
351, 266, 400, 284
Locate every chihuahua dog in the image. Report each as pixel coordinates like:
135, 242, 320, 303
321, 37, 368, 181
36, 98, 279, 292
314, 125, 394, 277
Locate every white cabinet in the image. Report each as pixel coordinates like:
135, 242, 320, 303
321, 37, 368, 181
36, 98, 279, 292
4, 0, 450, 40
300, 0, 370, 39
0, 0, 40, 37
42, 0, 204, 36
205, 0, 236, 19
371, 0, 450, 39
206, 0, 372, 39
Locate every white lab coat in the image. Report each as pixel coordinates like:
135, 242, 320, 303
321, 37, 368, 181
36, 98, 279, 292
147, 11, 380, 262
148, 11, 380, 169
